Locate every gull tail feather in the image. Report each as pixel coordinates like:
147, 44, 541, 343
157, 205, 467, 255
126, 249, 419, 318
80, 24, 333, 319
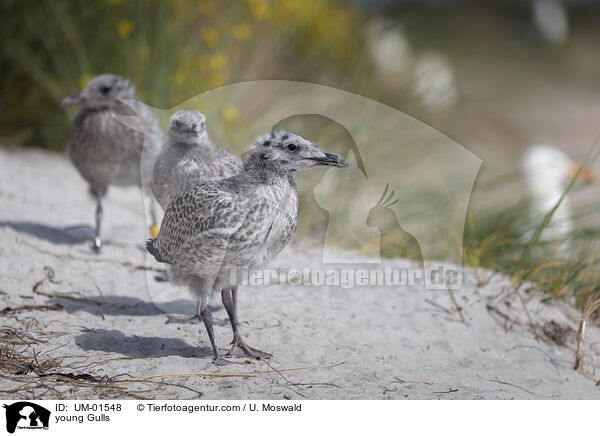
146, 238, 166, 263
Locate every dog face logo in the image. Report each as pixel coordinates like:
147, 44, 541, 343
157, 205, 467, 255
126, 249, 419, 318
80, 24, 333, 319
3, 402, 51, 433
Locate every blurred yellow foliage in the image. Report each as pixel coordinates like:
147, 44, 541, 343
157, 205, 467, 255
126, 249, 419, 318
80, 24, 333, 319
222, 104, 240, 123
233, 23, 252, 41
117, 20, 134, 38
209, 53, 228, 70
209, 71, 227, 88
247, 0, 271, 20
148, 0, 362, 101
169, 70, 186, 86
197, 0, 215, 15
140, 44, 151, 60
3, 0, 364, 149
79, 73, 94, 89
202, 26, 220, 47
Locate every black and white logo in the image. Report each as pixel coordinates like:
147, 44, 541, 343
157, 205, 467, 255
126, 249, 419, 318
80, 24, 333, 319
3, 402, 50, 434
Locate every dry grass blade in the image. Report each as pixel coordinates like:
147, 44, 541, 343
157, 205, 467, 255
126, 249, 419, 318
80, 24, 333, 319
515, 286, 535, 330
116, 367, 310, 382
0, 326, 158, 399
447, 287, 466, 324
0, 304, 63, 315
574, 296, 600, 370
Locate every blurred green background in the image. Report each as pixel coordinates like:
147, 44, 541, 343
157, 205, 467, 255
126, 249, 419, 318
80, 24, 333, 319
2, 0, 600, 169
3, 0, 599, 160
0, 0, 366, 149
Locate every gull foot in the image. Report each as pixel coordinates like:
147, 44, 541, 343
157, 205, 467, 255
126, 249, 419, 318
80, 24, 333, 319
228, 339, 272, 361
212, 356, 234, 366
92, 237, 102, 253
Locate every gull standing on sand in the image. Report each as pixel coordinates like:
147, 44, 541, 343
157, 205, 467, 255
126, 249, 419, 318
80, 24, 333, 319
146, 131, 348, 364
62, 74, 163, 251
151, 110, 242, 210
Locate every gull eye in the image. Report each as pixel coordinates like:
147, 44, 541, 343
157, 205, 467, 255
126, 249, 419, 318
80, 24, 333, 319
288, 144, 297, 151
100, 86, 111, 95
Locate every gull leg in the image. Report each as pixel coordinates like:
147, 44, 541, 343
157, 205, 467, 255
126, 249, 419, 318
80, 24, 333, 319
149, 196, 159, 227
195, 300, 201, 321
222, 287, 272, 360
199, 297, 229, 365
92, 189, 103, 252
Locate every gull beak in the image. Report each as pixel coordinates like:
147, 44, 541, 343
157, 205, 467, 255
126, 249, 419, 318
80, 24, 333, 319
310, 152, 349, 168
569, 163, 596, 184
61, 93, 84, 107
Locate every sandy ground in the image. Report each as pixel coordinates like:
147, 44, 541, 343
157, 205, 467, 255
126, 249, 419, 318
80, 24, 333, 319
1, 145, 600, 400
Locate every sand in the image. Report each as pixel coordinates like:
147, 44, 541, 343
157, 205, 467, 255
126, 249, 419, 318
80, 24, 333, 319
1, 145, 599, 399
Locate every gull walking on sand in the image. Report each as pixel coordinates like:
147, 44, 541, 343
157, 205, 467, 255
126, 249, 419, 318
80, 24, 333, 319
62, 74, 163, 251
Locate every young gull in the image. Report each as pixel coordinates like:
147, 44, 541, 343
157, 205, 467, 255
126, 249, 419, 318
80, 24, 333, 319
151, 110, 242, 210
62, 74, 163, 251
146, 131, 348, 364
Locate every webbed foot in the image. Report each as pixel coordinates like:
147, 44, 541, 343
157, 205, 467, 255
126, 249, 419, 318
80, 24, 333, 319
228, 339, 272, 360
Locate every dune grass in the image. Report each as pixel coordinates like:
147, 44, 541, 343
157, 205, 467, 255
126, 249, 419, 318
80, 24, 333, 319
463, 145, 600, 314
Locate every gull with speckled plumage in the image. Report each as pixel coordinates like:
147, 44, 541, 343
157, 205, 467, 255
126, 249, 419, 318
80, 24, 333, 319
62, 74, 163, 251
146, 131, 348, 364
151, 110, 242, 210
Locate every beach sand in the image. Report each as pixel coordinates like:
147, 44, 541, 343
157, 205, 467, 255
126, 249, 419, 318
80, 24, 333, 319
1, 146, 599, 399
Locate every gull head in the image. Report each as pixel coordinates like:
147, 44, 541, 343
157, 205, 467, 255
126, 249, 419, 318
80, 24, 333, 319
61, 74, 136, 110
246, 131, 349, 174
167, 110, 208, 145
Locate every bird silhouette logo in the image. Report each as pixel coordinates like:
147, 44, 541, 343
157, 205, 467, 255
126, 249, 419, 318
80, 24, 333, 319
113, 80, 480, 295
3, 402, 51, 433
366, 183, 424, 266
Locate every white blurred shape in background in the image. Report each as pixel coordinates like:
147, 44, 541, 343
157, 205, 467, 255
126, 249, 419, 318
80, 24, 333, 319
414, 52, 459, 112
532, 0, 569, 46
367, 18, 414, 75
521, 145, 576, 250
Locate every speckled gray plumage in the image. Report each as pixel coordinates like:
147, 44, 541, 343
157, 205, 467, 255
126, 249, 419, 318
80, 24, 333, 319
146, 130, 348, 363
153, 168, 298, 282
62, 74, 163, 250
151, 110, 242, 209
65, 74, 163, 192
